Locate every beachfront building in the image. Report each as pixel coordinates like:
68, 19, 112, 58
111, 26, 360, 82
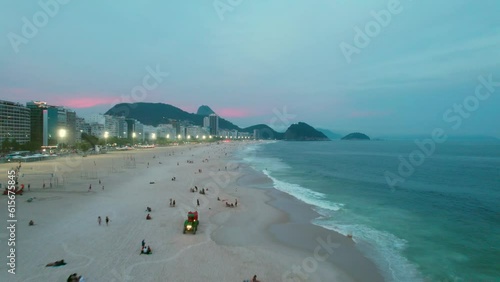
104, 115, 128, 138
90, 123, 105, 139
238, 132, 251, 139
0, 100, 31, 146
203, 116, 210, 128
26, 101, 55, 147
65, 110, 77, 145
186, 126, 210, 139
209, 114, 219, 136
86, 113, 105, 125
75, 117, 90, 143
157, 124, 176, 140
142, 125, 157, 142
219, 129, 239, 139
125, 118, 144, 142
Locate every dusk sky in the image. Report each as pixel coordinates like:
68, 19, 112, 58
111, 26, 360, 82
1, 0, 499, 137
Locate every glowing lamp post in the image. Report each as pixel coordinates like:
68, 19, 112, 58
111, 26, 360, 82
152, 133, 156, 144
58, 128, 67, 149
104, 131, 109, 146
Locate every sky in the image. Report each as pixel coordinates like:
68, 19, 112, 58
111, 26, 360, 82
1, 0, 499, 137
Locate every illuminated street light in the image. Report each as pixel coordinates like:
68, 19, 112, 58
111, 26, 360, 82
58, 128, 67, 149
166, 134, 170, 139
58, 128, 67, 138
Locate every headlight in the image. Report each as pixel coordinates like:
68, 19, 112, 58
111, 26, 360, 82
186, 225, 192, 230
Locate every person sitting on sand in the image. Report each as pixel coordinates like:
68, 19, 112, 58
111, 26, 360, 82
146, 214, 152, 220
147, 246, 152, 254
67, 273, 82, 282
146, 207, 152, 212
46, 259, 66, 267
252, 275, 260, 282
29, 220, 34, 226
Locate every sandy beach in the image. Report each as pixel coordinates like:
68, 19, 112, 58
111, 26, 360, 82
0, 141, 383, 282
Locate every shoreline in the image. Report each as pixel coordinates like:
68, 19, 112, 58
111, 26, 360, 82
234, 159, 385, 282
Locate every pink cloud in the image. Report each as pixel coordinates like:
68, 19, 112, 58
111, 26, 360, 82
349, 111, 391, 118
56, 95, 120, 108
216, 108, 254, 118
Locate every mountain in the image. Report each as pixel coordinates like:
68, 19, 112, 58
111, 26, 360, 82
317, 128, 342, 140
196, 105, 215, 116
105, 103, 240, 130
240, 124, 284, 139
284, 122, 330, 141
341, 132, 370, 140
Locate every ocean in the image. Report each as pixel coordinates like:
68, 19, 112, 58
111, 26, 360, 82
237, 140, 500, 282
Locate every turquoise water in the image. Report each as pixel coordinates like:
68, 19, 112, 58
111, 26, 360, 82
238, 141, 500, 282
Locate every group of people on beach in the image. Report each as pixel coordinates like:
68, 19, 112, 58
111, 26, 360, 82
97, 216, 109, 226
88, 180, 104, 192
141, 240, 152, 254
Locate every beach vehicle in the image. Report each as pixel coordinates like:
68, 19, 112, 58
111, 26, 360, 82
183, 211, 199, 234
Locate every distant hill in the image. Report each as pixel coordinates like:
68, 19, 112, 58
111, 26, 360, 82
341, 132, 370, 140
240, 124, 284, 139
105, 103, 240, 130
196, 105, 215, 116
317, 128, 342, 140
284, 122, 330, 141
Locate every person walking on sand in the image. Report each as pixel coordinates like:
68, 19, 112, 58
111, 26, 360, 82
88, 184, 91, 192
142, 239, 145, 248
98, 216, 101, 225
106, 216, 109, 226
99, 179, 101, 184
197, 199, 200, 206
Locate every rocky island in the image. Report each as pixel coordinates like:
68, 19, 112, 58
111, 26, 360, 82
341, 132, 371, 140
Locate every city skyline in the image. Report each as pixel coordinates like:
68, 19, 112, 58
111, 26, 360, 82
2, 1, 500, 137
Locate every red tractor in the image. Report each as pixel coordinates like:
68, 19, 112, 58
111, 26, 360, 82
183, 211, 199, 234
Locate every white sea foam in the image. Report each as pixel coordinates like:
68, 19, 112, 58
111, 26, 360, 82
315, 220, 424, 282
263, 170, 344, 211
